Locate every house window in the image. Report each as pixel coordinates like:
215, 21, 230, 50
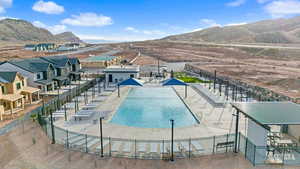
1, 86, 5, 94
22, 80, 24, 86
16, 83, 21, 90
130, 74, 134, 78
37, 74, 41, 79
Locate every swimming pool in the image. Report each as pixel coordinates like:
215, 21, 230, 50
110, 87, 199, 128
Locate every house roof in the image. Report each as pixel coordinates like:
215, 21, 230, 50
41, 55, 70, 68
69, 57, 80, 65
0, 72, 17, 83
9, 58, 54, 73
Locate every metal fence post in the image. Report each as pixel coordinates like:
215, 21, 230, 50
134, 139, 137, 159
189, 138, 191, 159
282, 147, 285, 165
226, 134, 229, 153
253, 145, 256, 165
162, 140, 165, 158
50, 111, 55, 144
213, 136, 216, 154
109, 137, 111, 157
85, 134, 88, 153
238, 132, 241, 151
245, 138, 248, 159
66, 130, 69, 149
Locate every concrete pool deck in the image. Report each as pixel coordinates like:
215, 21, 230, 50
54, 83, 247, 140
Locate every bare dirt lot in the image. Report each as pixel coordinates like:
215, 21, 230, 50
114, 41, 300, 98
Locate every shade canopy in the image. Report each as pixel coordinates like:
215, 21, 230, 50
162, 78, 187, 86
231, 102, 300, 129
118, 78, 143, 86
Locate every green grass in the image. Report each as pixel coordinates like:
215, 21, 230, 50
174, 72, 212, 83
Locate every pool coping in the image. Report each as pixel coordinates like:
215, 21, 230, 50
171, 87, 201, 124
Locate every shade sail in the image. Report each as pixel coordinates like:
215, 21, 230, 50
118, 78, 143, 86
231, 102, 300, 127
162, 78, 187, 86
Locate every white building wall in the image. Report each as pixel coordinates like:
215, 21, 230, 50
105, 72, 139, 86
0, 62, 37, 87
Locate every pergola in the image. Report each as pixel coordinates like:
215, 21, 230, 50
231, 102, 300, 153
162, 78, 188, 98
117, 78, 143, 97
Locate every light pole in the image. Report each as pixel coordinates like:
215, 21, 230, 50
170, 119, 174, 161
100, 117, 104, 157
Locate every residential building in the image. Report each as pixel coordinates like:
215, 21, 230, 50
0, 56, 83, 93
24, 44, 36, 50
69, 57, 83, 81
0, 72, 40, 120
34, 43, 56, 52
0, 58, 57, 92
41, 55, 72, 87
103, 65, 140, 86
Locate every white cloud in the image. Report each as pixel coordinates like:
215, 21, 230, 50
62, 13, 113, 27
77, 34, 153, 42
191, 28, 203, 32
200, 19, 221, 27
225, 22, 247, 26
226, 0, 246, 7
142, 30, 165, 35
264, 0, 300, 18
0, 16, 18, 20
0, 0, 12, 13
125, 26, 139, 33
32, 0, 64, 14
257, 0, 272, 3
125, 26, 166, 35
33, 20, 67, 34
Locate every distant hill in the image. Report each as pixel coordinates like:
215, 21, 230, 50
162, 16, 300, 44
54, 32, 82, 43
0, 19, 82, 43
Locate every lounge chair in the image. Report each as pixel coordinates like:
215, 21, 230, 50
111, 141, 122, 152
95, 140, 109, 150
138, 142, 147, 153
150, 143, 158, 153
160, 143, 169, 154
180, 141, 190, 151
191, 140, 204, 151
122, 142, 131, 153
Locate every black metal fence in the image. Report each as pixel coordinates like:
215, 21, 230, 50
239, 133, 300, 166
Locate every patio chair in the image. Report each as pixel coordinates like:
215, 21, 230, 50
191, 140, 204, 151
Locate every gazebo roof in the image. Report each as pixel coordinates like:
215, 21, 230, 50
162, 78, 187, 86
118, 78, 143, 86
231, 102, 300, 129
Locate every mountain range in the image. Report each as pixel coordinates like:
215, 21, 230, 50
162, 16, 300, 44
0, 19, 82, 43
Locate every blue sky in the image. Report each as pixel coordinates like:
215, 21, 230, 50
1, 0, 300, 42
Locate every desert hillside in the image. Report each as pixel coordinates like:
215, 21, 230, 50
163, 16, 300, 44
0, 19, 81, 43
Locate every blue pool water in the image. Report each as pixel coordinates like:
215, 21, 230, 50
110, 87, 199, 128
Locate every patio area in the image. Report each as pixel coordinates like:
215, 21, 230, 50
232, 102, 300, 165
